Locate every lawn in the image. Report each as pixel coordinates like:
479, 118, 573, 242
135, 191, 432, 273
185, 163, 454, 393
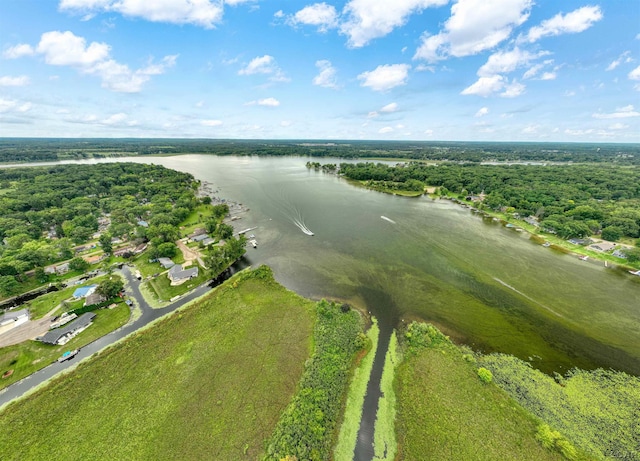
395, 323, 571, 461
0, 303, 130, 390
179, 203, 213, 236
0, 267, 315, 461
143, 263, 207, 302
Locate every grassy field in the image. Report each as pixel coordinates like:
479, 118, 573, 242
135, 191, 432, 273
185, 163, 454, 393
179, 203, 214, 236
395, 323, 571, 461
0, 303, 130, 390
0, 266, 315, 460
143, 263, 207, 302
373, 332, 399, 461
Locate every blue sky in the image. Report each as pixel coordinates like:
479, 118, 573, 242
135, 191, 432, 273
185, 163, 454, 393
1, 0, 638, 141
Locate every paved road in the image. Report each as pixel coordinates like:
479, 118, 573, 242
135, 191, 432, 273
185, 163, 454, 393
0, 265, 215, 409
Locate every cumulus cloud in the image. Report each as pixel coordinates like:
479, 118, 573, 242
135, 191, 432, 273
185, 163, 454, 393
358, 64, 410, 91
3, 44, 35, 59
380, 102, 398, 113
525, 5, 602, 43
539, 71, 556, 80
415, 0, 533, 61
312, 60, 338, 88
606, 51, 632, 71
477, 48, 546, 77
629, 65, 640, 80
59, 0, 224, 28
245, 97, 280, 107
0, 75, 30, 87
201, 119, 223, 127
0, 98, 32, 113
461, 75, 524, 97
102, 112, 128, 125
13, 31, 176, 93
475, 106, 489, 117
592, 105, 640, 119
341, 0, 448, 48
379, 126, 394, 133
238, 55, 288, 82
290, 3, 338, 32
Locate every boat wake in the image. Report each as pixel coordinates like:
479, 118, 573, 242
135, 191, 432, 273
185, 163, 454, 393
493, 277, 565, 319
291, 216, 314, 235
272, 188, 314, 235
381, 215, 396, 224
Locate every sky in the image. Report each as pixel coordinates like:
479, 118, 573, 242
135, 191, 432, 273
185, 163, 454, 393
0, 0, 639, 142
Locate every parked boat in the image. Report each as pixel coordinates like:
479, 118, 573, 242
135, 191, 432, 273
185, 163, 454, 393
579, 255, 589, 261
542, 242, 551, 247
629, 270, 640, 276
57, 349, 79, 363
249, 239, 258, 248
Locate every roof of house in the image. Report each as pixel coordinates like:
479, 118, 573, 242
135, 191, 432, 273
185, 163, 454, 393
1, 308, 29, 323
158, 257, 175, 268
590, 242, 616, 252
85, 293, 106, 306
137, 220, 149, 227
189, 228, 207, 238
168, 264, 199, 281
191, 234, 209, 242
201, 237, 215, 246
38, 312, 96, 345
73, 285, 97, 299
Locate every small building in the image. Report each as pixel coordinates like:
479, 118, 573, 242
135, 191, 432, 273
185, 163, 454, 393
189, 228, 207, 239
201, 237, 215, 246
84, 292, 106, 307
83, 254, 105, 265
134, 243, 148, 254
73, 285, 97, 300
158, 257, 175, 269
524, 216, 539, 227
191, 234, 209, 243
568, 238, 590, 246
44, 265, 57, 275
137, 220, 149, 228
0, 308, 30, 335
113, 246, 135, 257
612, 249, 628, 259
38, 312, 96, 345
589, 242, 616, 252
168, 265, 199, 285
55, 263, 70, 275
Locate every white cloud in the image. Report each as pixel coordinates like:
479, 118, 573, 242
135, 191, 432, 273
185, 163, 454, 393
526, 5, 602, 43
628, 65, 640, 80
0, 75, 30, 87
415, 0, 533, 61
59, 0, 224, 28
201, 119, 223, 127
280, 120, 292, 127
358, 64, 410, 92
3, 44, 35, 59
380, 102, 398, 113
522, 124, 538, 134
592, 105, 640, 119
379, 126, 394, 133
341, 0, 448, 48
475, 106, 489, 117
477, 48, 546, 77
37, 31, 110, 66
462, 75, 525, 97
312, 60, 338, 88
0, 98, 32, 113
461, 75, 504, 97
20, 31, 176, 93
609, 123, 628, 130
501, 80, 525, 97
274, 10, 284, 18
102, 112, 127, 125
238, 55, 288, 82
291, 3, 338, 32
606, 51, 631, 71
257, 97, 281, 107
539, 71, 556, 80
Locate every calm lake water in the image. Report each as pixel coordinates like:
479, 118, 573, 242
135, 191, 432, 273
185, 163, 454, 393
13, 155, 640, 375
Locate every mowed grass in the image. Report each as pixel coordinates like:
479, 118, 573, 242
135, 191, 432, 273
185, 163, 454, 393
0, 303, 130, 390
0, 268, 315, 461
395, 327, 566, 461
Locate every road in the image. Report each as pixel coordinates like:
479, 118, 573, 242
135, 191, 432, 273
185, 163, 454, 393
0, 265, 216, 409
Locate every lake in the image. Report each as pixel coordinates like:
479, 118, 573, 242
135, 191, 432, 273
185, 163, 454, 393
9, 155, 640, 375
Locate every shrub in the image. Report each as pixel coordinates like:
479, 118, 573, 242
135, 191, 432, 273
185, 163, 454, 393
477, 367, 493, 384
536, 424, 577, 460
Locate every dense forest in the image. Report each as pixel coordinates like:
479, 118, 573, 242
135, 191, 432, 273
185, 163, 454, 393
0, 138, 638, 165
0, 163, 200, 295
338, 162, 640, 244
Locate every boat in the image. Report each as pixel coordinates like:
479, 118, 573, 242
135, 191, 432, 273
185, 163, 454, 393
579, 255, 589, 261
249, 239, 258, 248
629, 270, 640, 276
542, 242, 551, 247
57, 349, 79, 363
381, 216, 396, 224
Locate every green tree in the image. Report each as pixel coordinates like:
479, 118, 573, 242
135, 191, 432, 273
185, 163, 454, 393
0, 275, 20, 297
216, 223, 234, 240
601, 226, 622, 242
96, 277, 124, 299
69, 257, 90, 272
34, 266, 48, 283
99, 234, 113, 254
156, 242, 178, 258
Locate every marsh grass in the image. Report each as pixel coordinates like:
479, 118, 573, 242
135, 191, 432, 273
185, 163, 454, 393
373, 331, 399, 461
0, 267, 315, 460
334, 318, 379, 460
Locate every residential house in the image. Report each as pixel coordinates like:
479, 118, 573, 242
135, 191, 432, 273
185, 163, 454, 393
55, 262, 70, 275
612, 249, 628, 259
191, 233, 209, 243
168, 265, 199, 285
84, 292, 106, 307
0, 308, 30, 335
38, 312, 96, 345
158, 257, 175, 269
73, 285, 97, 300
589, 242, 616, 252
